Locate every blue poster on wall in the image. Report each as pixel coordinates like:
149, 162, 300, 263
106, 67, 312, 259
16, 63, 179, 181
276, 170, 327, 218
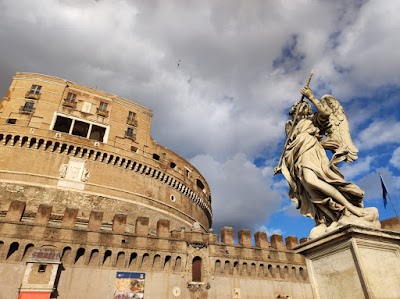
114, 272, 146, 299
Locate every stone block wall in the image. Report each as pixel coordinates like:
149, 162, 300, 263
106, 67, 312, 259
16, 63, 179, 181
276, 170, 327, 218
0, 200, 312, 298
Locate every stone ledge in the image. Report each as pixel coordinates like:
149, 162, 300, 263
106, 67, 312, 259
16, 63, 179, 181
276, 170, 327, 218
295, 224, 400, 254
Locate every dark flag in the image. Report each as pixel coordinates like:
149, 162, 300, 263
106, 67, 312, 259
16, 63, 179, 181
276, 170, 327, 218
379, 174, 388, 209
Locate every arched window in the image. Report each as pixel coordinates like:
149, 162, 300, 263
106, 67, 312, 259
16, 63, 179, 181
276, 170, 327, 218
268, 264, 274, 277
242, 262, 248, 276
129, 252, 137, 269
116, 252, 125, 268
224, 260, 230, 275
174, 256, 182, 271
153, 254, 161, 270
276, 265, 281, 279
251, 263, 256, 276
164, 255, 171, 270
141, 253, 149, 270
192, 256, 202, 282
259, 264, 265, 277
61, 247, 72, 263
215, 260, 221, 274
74, 248, 85, 265
6, 242, 19, 260
103, 250, 112, 267
88, 249, 99, 266
233, 261, 239, 275
283, 265, 289, 278
292, 266, 297, 279
299, 267, 307, 280
22, 244, 35, 261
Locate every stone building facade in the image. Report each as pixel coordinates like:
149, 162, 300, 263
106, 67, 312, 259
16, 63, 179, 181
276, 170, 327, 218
0, 73, 313, 298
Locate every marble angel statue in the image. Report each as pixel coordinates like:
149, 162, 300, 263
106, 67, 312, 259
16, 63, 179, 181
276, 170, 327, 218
274, 84, 380, 238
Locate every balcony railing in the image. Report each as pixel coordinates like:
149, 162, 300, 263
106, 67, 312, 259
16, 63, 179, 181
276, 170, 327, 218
62, 99, 77, 109
25, 91, 41, 100
127, 118, 138, 126
19, 105, 35, 114
96, 108, 109, 118
125, 131, 136, 140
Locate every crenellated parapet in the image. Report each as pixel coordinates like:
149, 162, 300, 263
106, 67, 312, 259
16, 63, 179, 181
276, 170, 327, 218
0, 201, 308, 282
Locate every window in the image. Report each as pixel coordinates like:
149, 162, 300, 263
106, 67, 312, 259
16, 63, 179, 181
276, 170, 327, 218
63, 92, 77, 108
196, 179, 205, 191
20, 101, 35, 113
52, 114, 108, 142
128, 111, 136, 121
25, 102, 34, 110
97, 102, 109, 117
125, 127, 135, 139
66, 92, 76, 103
6, 118, 17, 124
127, 111, 137, 126
153, 154, 160, 161
53, 116, 73, 133
192, 257, 202, 282
38, 264, 46, 272
71, 120, 90, 137
99, 102, 108, 112
89, 125, 106, 141
25, 85, 42, 100
29, 85, 42, 95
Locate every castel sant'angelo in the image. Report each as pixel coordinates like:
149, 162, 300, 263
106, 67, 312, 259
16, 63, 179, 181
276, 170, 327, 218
3, 72, 397, 299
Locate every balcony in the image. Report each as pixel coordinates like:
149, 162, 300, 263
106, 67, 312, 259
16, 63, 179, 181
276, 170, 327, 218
125, 131, 136, 141
19, 105, 35, 114
96, 108, 109, 118
62, 99, 77, 109
25, 91, 41, 100
127, 118, 138, 126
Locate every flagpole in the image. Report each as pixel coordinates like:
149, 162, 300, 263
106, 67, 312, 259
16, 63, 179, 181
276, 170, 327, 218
379, 173, 399, 219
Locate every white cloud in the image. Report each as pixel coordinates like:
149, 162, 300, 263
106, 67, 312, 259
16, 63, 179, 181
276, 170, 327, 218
355, 120, 400, 150
356, 168, 400, 203
257, 225, 283, 237
1, 0, 400, 234
340, 155, 374, 180
190, 154, 280, 233
390, 147, 400, 169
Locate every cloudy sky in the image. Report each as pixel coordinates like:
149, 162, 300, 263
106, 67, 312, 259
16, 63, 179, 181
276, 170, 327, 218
1, 0, 400, 240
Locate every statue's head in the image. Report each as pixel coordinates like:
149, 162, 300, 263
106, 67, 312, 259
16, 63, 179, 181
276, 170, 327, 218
289, 101, 312, 119
321, 94, 340, 113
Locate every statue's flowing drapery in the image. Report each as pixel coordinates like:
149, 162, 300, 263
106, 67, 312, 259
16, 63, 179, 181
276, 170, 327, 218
281, 115, 364, 225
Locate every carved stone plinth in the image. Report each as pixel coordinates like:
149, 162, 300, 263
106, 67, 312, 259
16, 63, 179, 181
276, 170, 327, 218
295, 225, 400, 299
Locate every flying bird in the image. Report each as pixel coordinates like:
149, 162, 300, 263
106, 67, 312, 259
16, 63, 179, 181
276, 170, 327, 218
177, 59, 181, 67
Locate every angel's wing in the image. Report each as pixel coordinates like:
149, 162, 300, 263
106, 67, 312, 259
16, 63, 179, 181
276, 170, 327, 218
320, 95, 358, 165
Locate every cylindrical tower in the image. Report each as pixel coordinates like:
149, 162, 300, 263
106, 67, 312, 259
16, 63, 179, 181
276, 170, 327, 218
0, 72, 212, 232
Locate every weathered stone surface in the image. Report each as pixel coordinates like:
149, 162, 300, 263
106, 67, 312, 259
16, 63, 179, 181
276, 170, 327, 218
0, 72, 313, 299
296, 225, 400, 299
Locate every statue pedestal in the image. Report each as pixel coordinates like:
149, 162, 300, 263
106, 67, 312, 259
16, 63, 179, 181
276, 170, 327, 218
295, 225, 400, 299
